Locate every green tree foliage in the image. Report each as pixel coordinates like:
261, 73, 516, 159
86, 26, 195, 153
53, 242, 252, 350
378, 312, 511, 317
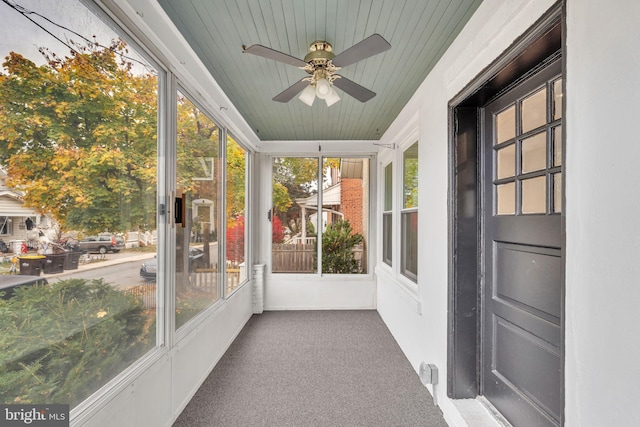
403, 143, 419, 208
319, 219, 364, 274
226, 136, 246, 219
176, 92, 218, 193
0, 278, 151, 407
0, 39, 158, 233
271, 157, 317, 214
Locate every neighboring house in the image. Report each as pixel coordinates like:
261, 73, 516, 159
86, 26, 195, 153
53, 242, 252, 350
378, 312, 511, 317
296, 158, 368, 241
0, 169, 48, 250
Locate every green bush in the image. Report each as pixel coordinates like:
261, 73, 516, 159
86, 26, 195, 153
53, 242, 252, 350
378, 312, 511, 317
319, 219, 364, 274
0, 278, 152, 407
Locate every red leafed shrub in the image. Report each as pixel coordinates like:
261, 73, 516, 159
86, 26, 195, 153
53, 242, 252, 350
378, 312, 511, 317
272, 215, 285, 244
226, 216, 245, 263
226, 215, 285, 263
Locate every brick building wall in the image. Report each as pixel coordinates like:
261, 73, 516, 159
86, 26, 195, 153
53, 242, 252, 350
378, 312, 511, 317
340, 178, 363, 235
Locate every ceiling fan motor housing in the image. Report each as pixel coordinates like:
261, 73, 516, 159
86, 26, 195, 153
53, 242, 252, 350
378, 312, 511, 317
304, 41, 336, 68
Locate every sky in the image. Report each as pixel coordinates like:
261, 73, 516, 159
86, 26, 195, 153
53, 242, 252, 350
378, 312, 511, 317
0, 0, 150, 69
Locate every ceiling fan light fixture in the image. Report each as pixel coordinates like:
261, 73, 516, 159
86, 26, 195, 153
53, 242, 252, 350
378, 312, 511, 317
325, 87, 340, 107
298, 84, 316, 106
315, 77, 332, 99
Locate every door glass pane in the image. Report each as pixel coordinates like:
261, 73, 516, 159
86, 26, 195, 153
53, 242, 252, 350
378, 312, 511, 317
496, 182, 516, 215
521, 87, 547, 133
521, 132, 547, 173
384, 163, 393, 211
495, 105, 516, 144
553, 126, 563, 167
403, 143, 419, 209
497, 144, 516, 179
553, 173, 562, 213
0, 0, 159, 408
553, 78, 563, 120
272, 158, 318, 273
225, 135, 247, 293
321, 158, 369, 274
522, 176, 546, 214
176, 91, 220, 330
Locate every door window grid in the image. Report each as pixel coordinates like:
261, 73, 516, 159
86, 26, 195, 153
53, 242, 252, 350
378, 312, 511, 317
493, 77, 563, 216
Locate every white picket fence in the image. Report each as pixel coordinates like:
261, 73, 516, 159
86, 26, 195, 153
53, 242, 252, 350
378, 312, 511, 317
125, 230, 157, 248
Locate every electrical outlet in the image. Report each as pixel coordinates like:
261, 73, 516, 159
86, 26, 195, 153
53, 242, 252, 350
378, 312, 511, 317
419, 362, 438, 385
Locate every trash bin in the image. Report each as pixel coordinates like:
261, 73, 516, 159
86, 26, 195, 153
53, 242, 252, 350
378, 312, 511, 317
18, 255, 46, 276
63, 251, 82, 270
44, 253, 66, 274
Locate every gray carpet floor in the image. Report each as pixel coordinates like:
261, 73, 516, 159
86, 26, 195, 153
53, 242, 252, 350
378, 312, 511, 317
173, 310, 448, 427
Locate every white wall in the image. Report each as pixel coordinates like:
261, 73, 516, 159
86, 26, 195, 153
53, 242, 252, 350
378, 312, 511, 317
377, 0, 640, 425
565, 1, 640, 426
374, 0, 578, 425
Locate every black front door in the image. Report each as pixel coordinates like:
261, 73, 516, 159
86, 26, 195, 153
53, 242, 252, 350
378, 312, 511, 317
482, 59, 563, 426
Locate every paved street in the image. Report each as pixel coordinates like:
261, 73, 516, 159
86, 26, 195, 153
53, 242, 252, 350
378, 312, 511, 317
28, 250, 156, 289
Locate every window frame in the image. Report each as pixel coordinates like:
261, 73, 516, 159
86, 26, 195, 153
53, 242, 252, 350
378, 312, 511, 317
267, 153, 375, 278
400, 141, 419, 283
224, 131, 250, 296
173, 85, 225, 332
376, 125, 419, 297
0, 216, 12, 236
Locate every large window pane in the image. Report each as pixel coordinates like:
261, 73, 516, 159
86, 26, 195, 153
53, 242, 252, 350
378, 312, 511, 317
175, 91, 220, 329
383, 213, 392, 266
401, 211, 418, 281
384, 163, 393, 211
401, 143, 419, 282
271, 158, 318, 273
321, 158, 369, 274
383, 162, 393, 266
0, 0, 158, 408
225, 135, 247, 293
403, 143, 419, 209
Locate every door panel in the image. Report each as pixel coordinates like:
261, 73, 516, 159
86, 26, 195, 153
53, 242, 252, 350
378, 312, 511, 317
482, 59, 563, 426
495, 244, 562, 322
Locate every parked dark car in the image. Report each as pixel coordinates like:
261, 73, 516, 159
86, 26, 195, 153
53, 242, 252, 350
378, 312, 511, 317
140, 248, 205, 281
77, 234, 125, 254
0, 275, 48, 299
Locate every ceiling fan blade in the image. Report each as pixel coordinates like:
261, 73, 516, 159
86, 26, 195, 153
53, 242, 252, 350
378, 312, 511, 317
332, 34, 391, 68
243, 44, 308, 67
332, 76, 376, 102
272, 79, 310, 102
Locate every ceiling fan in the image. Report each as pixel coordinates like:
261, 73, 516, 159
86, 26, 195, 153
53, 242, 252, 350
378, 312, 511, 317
242, 34, 391, 107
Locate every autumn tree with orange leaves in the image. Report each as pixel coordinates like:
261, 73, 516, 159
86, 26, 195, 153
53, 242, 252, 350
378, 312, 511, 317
0, 39, 158, 233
